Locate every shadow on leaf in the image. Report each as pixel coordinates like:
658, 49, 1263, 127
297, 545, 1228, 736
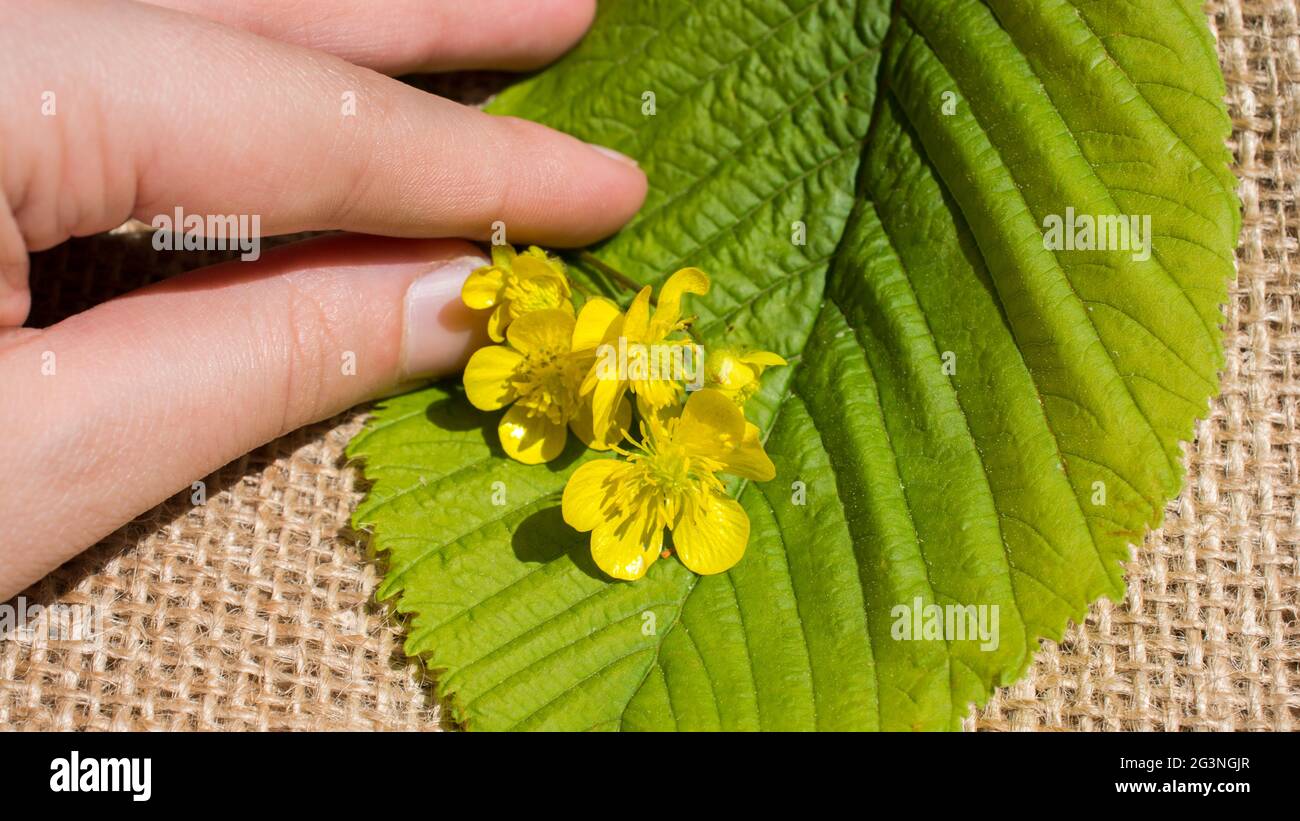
424, 391, 505, 458
511, 505, 610, 583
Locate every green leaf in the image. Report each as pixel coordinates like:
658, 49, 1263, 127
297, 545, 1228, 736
349, 0, 1237, 730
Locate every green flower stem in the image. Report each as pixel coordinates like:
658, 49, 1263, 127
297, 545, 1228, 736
576, 251, 648, 300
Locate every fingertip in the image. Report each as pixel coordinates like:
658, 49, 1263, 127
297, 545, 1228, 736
0, 230, 31, 326
479, 0, 598, 71
589, 146, 649, 241
0, 288, 31, 328
542, 0, 599, 58
562, 142, 648, 247
487, 115, 647, 247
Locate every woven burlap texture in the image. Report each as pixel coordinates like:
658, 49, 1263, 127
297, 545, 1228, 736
2, 0, 1297, 731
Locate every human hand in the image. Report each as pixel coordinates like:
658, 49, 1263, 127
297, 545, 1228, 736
0, 0, 647, 598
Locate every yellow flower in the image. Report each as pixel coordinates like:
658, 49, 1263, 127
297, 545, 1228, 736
704, 347, 787, 405
461, 245, 573, 342
463, 301, 630, 464
562, 388, 775, 580
580, 267, 709, 432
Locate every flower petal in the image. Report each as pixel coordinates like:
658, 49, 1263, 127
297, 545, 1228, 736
463, 345, 524, 410
673, 488, 750, 575
674, 388, 747, 453
499, 404, 567, 464
622, 286, 653, 340
562, 458, 627, 532
505, 309, 576, 354
591, 506, 664, 581
650, 267, 709, 335
587, 373, 628, 437
571, 297, 623, 352
461, 266, 504, 310
486, 303, 509, 342
743, 350, 787, 368
523, 245, 565, 274
571, 392, 632, 450
490, 243, 517, 268
706, 349, 755, 393
718, 421, 776, 482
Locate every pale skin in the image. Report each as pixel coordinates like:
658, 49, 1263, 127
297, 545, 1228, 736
0, 0, 648, 599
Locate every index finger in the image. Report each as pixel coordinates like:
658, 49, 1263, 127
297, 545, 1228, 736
3, 0, 646, 254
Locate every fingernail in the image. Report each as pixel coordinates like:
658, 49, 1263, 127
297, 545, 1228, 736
586, 142, 639, 167
402, 254, 490, 379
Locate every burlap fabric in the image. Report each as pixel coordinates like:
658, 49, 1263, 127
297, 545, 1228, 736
2, 0, 1297, 732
